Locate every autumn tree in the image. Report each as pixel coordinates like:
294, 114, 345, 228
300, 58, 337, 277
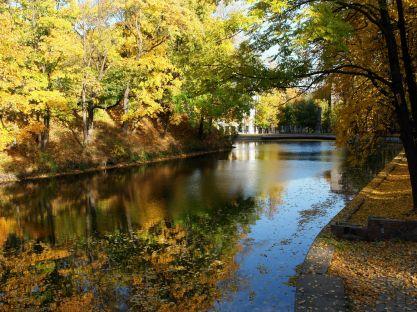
107, 0, 196, 133
249, 0, 417, 209
255, 91, 281, 130
72, 0, 228, 143
0, 2, 24, 150
174, 3, 260, 138
73, 0, 121, 144
0, 0, 79, 150
255, 88, 298, 130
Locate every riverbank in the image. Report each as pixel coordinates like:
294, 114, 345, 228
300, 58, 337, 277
0, 148, 232, 184
297, 153, 417, 311
0, 118, 232, 184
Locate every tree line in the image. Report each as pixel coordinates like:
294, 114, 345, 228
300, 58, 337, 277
0, 0, 260, 151
254, 89, 334, 133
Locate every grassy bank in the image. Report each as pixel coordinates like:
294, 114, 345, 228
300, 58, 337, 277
313, 154, 417, 310
0, 116, 232, 183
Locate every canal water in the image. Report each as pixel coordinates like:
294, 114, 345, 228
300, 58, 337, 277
0, 141, 400, 311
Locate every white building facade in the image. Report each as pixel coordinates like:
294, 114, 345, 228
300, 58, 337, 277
217, 108, 258, 135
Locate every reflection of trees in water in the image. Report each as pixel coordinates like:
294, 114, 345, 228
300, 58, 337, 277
0, 157, 261, 310
0, 196, 259, 311
0, 147, 291, 245
0, 158, 230, 244
0, 183, 61, 245
257, 184, 285, 219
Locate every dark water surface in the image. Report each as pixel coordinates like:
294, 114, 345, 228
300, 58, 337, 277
0, 141, 400, 311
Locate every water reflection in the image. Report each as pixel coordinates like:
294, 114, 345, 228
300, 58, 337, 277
0, 141, 401, 310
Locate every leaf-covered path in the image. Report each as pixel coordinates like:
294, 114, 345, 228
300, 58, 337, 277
306, 153, 417, 310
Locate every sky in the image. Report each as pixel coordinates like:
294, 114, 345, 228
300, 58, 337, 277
215, 0, 279, 65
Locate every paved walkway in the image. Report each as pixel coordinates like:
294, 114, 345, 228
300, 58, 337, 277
295, 243, 346, 311
298, 153, 417, 311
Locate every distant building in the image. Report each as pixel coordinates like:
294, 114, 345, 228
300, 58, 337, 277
239, 108, 257, 134
217, 108, 258, 134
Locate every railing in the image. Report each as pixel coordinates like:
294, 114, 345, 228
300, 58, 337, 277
235, 133, 337, 141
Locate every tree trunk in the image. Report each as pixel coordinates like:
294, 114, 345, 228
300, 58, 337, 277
395, 102, 417, 209
40, 111, 50, 151
163, 112, 171, 136
396, 0, 417, 124
207, 117, 213, 135
36, 113, 42, 149
122, 83, 130, 133
87, 105, 94, 142
379, 0, 417, 209
82, 83, 89, 145
81, 82, 94, 145
198, 116, 204, 140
